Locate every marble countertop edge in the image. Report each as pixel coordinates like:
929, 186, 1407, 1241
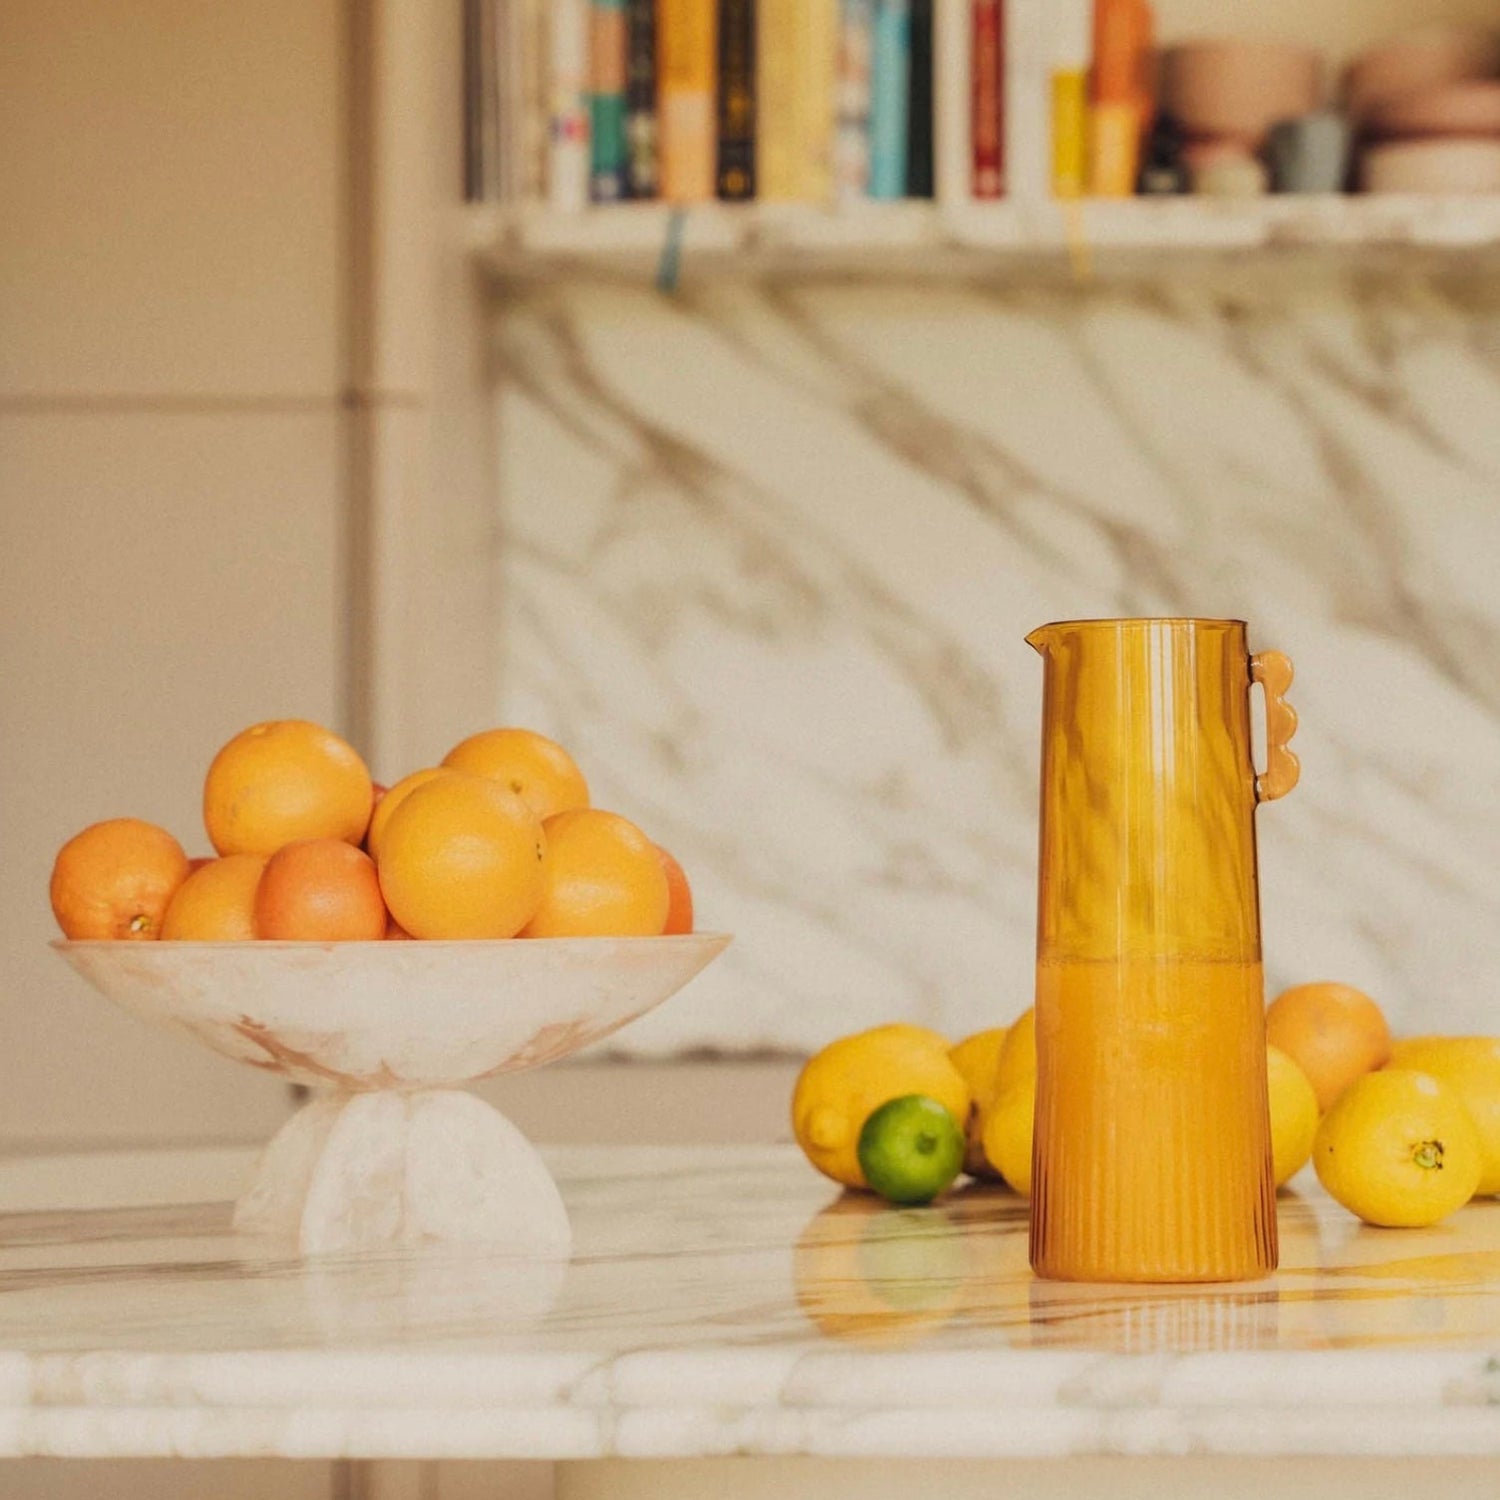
5, 1347, 1500, 1413
0, 1400, 1499, 1462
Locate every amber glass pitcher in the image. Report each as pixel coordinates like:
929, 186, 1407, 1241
1026, 618, 1299, 1284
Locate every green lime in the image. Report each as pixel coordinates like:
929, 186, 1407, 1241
857, 1094, 965, 1206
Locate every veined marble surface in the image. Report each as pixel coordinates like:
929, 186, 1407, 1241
489, 264, 1500, 1054
1, 1144, 1499, 1459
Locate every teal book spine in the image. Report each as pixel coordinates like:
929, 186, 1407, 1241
868, 0, 910, 198
590, 0, 629, 201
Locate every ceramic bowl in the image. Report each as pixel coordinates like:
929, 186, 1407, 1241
54, 935, 733, 1255
1361, 138, 1500, 193
1162, 40, 1323, 146
1345, 25, 1500, 122
1365, 80, 1500, 140
55, 934, 732, 1089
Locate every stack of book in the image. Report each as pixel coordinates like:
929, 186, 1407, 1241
465, 1, 1175, 212
466, 0, 938, 208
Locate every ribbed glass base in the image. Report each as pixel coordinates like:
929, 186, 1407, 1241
1030, 956, 1278, 1284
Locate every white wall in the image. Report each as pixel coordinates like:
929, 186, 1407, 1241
0, 0, 347, 1144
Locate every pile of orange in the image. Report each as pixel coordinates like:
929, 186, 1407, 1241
794, 981, 1500, 1232
49, 721, 695, 944
1266, 981, 1499, 1228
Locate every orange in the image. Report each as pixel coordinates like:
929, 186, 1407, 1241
50, 818, 190, 940
204, 719, 373, 857
255, 839, 387, 941
376, 773, 546, 940
520, 809, 668, 938
1266, 981, 1392, 1112
656, 844, 694, 934
442, 728, 589, 821
365, 767, 456, 861
161, 855, 266, 941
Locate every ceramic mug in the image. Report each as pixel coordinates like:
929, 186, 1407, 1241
1267, 112, 1353, 193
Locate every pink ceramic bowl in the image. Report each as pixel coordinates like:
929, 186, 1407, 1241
1362, 138, 1500, 193
1345, 25, 1500, 121
1162, 40, 1323, 146
1365, 79, 1500, 140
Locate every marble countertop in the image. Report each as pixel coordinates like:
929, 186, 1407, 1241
0, 1142, 1498, 1460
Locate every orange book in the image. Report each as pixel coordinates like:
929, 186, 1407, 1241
1089, 0, 1152, 195
658, 0, 718, 201
1092, 0, 1146, 104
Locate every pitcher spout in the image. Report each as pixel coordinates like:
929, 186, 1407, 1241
1025, 625, 1054, 655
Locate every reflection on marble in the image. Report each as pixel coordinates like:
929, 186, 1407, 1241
3, 1145, 1500, 1459
489, 265, 1500, 1052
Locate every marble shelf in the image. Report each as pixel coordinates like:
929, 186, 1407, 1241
0, 1143, 1498, 1463
463, 196, 1500, 279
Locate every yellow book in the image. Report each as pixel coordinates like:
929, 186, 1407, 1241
658, 0, 717, 201
757, 0, 838, 201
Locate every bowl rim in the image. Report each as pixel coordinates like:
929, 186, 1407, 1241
52, 932, 733, 953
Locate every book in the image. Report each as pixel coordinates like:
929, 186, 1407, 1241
1089, 0, 1151, 196
482, 0, 503, 200
932, 0, 972, 205
835, 0, 873, 200
658, 0, 717, 201
1003, 0, 1046, 201
868, 0, 911, 198
625, 0, 658, 196
757, 0, 837, 201
906, 0, 933, 196
716, 0, 756, 199
971, 0, 1003, 197
590, 0, 629, 200
514, 0, 549, 201
495, 0, 513, 201
463, 0, 484, 200
1050, 0, 1091, 198
550, 0, 591, 209
495, 0, 548, 202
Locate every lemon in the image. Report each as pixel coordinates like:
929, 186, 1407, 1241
994, 1007, 1037, 1096
1383, 1037, 1500, 1195
877, 1022, 955, 1052
792, 1025, 970, 1190
857, 1095, 965, 1205
949, 1027, 1009, 1106
1267, 1044, 1320, 1188
981, 1075, 1036, 1197
949, 1027, 1008, 1179
1389, 1036, 1445, 1067
1314, 1069, 1482, 1227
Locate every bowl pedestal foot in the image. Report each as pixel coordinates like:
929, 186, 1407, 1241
232, 1088, 572, 1258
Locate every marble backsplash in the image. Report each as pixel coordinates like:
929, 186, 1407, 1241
488, 259, 1500, 1054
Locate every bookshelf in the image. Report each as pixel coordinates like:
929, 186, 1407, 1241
463, 194, 1500, 278
462, 0, 1500, 280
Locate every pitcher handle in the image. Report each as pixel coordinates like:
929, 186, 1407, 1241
1250, 651, 1300, 802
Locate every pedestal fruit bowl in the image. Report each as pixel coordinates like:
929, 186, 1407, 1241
54, 934, 730, 1257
